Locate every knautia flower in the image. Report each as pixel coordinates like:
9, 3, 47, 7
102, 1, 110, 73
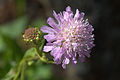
23, 27, 41, 42
41, 6, 95, 69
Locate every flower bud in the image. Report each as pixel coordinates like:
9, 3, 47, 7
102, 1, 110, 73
23, 27, 41, 42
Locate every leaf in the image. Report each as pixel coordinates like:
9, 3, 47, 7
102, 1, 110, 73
24, 47, 37, 58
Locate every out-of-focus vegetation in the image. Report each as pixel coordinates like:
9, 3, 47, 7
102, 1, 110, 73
0, 14, 53, 80
0, 0, 53, 80
0, 11, 55, 79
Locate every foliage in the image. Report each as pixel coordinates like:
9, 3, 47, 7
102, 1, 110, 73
0, 16, 54, 80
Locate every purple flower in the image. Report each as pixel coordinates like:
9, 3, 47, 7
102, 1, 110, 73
41, 6, 95, 69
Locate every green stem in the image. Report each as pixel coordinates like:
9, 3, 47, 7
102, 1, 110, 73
13, 65, 21, 80
21, 60, 26, 80
13, 39, 55, 80
35, 43, 55, 64
13, 59, 24, 80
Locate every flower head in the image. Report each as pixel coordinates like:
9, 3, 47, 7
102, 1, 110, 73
23, 27, 41, 42
41, 6, 95, 69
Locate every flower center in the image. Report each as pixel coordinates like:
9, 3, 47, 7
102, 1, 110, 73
58, 25, 78, 51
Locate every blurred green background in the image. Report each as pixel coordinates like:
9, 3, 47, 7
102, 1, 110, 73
0, 0, 120, 80
0, 0, 53, 80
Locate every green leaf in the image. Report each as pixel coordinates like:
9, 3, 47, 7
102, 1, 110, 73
24, 48, 37, 58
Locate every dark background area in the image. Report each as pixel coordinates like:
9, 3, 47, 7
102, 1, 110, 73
0, 0, 120, 80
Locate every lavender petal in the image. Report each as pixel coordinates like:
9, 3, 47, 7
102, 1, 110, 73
44, 34, 56, 42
